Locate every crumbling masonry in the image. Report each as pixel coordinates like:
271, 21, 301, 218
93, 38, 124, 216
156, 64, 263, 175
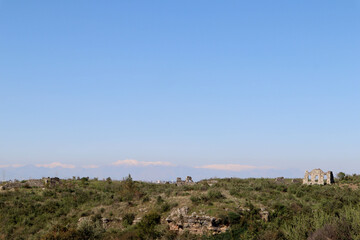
303, 169, 334, 185
176, 176, 195, 186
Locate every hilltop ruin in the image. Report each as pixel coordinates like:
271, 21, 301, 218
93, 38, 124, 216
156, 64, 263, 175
303, 169, 334, 185
176, 176, 195, 186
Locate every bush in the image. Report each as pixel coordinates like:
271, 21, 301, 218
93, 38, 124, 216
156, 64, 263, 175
190, 194, 209, 204
77, 218, 104, 240
142, 195, 150, 203
337, 172, 346, 181
190, 195, 201, 204
123, 213, 135, 227
228, 212, 241, 225
41, 224, 79, 240
156, 196, 164, 204
160, 202, 171, 213
119, 174, 143, 201
106, 177, 112, 184
308, 220, 351, 240
207, 190, 224, 200
137, 212, 161, 240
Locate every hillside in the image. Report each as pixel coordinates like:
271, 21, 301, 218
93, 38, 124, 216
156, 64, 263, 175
1, 175, 360, 240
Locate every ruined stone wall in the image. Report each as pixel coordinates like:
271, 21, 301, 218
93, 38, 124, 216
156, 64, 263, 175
27, 179, 45, 187
326, 171, 335, 185
176, 176, 195, 186
1, 179, 45, 190
303, 169, 334, 185
166, 207, 228, 235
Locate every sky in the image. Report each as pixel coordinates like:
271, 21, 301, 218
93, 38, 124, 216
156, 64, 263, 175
0, 1, 359, 180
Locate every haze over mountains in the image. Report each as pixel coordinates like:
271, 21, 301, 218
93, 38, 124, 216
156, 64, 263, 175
0, 162, 304, 181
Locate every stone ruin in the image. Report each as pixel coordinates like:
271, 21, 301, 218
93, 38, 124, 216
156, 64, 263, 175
166, 206, 228, 234
176, 176, 195, 186
166, 206, 269, 234
274, 177, 285, 184
1, 177, 61, 190
1, 179, 44, 190
43, 177, 61, 187
303, 169, 335, 185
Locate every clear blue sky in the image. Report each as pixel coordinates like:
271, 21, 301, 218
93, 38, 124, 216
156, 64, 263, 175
0, 1, 359, 176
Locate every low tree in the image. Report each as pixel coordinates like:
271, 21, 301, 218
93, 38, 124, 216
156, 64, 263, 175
106, 177, 112, 184
137, 212, 161, 240
337, 172, 346, 180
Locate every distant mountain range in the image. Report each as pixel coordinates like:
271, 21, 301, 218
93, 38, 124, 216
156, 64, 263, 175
0, 164, 303, 181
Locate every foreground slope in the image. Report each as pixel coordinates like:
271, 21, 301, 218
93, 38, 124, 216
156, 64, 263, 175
1, 175, 360, 240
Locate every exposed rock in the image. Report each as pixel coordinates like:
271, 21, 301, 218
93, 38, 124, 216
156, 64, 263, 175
199, 179, 219, 187
78, 217, 91, 225
101, 218, 111, 228
275, 177, 285, 184
2, 178, 61, 190
166, 207, 229, 235
138, 208, 148, 212
2, 182, 22, 190
291, 179, 302, 183
260, 209, 269, 222
2, 179, 45, 190
206, 180, 218, 187
133, 217, 142, 224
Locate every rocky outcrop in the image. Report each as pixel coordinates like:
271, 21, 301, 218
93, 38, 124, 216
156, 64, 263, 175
166, 207, 228, 235
274, 177, 285, 184
260, 208, 269, 222
1, 182, 22, 190
1, 178, 62, 190
100, 218, 112, 228
291, 179, 302, 183
78, 216, 111, 229
133, 217, 142, 224
1, 179, 45, 190
27, 179, 45, 187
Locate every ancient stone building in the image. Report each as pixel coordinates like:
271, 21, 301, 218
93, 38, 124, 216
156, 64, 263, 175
43, 177, 61, 187
176, 176, 195, 186
303, 169, 334, 185
185, 176, 194, 183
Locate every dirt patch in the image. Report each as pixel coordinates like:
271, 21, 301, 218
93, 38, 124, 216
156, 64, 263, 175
339, 183, 358, 190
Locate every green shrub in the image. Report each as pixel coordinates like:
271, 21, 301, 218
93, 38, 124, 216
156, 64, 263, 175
228, 212, 241, 225
137, 212, 161, 240
142, 195, 150, 203
77, 218, 104, 240
190, 195, 200, 204
123, 213, 135, 227
160, 202, 171, 212
156, 195, 164, 204
91, 213, 102, 222
190, 194, 209, 204
207, 190, 224, 200
337, 172, 346, 181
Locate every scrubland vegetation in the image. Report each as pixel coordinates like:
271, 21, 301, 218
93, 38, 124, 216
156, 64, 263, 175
1, 174, 360, 240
